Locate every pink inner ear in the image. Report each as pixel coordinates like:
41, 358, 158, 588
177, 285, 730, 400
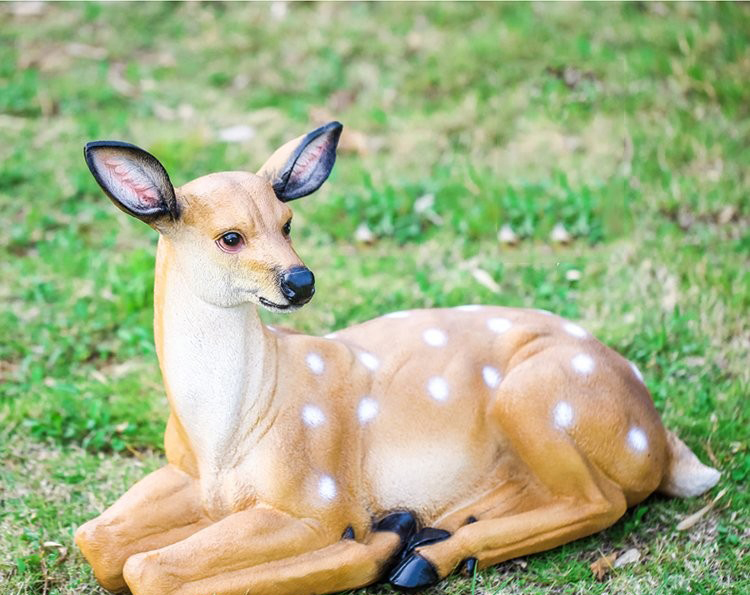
102, 156, 160, 208
293, 136, 327, 176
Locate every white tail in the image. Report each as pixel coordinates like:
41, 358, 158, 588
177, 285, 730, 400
75, 124, 721, 595
658, 430, 721, 498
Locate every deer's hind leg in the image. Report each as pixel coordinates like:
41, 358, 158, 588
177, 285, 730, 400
389, 450, 626, 588
75, 464, 209, 592
390, 359, 629, 588
390, 483, 626, 587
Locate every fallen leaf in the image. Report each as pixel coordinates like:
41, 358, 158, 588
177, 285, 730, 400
677, 487, 727, 531
717, 205, 736, 225
125, 444, 147, 461
41, 541, 69, 565
550, 222, 572, 244
412, 193, 444, 225
217, 125, 256, 143
613, 548, 641, 568
472, 268, 500, 293
354, 223, 375, 244
660, 274, 679, 312
414, 194, 435, 214
101, 360, 144, 379
498, 224, 519, 246
90, 369, 107, 384
590, 552, 617, 580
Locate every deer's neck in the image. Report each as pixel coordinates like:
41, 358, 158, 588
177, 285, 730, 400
153, 238, 275, 474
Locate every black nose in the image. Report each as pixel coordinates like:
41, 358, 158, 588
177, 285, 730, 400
280, 266, 315, 305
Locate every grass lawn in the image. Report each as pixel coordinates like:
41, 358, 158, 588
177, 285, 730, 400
1, 2, 748, 594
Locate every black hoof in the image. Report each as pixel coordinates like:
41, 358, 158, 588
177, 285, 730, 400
401, 527, 451, 559
389, 552, 440, 590
374, 511, 418, 550
463, 556, 477, 577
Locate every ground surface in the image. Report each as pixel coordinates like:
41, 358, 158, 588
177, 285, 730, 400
1, 2, 748, 594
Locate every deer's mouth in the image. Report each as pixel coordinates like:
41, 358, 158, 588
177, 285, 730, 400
259, 297, 294, 312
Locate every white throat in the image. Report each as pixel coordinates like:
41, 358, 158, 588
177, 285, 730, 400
160, 262, 273, 474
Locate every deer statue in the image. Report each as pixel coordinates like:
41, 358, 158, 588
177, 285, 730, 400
75, 121, 721, 594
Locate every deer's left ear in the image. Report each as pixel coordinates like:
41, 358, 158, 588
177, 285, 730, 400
257, 121, 343, 202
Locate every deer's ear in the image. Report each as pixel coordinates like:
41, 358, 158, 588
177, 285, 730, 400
84, 141, 179, 223
257, 121, 343, 202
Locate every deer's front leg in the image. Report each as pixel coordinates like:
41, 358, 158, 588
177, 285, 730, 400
75, 464, 209, 592
122, 507, 329, 595
124, 511, 416, 595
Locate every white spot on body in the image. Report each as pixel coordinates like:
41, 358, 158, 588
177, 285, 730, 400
563, 322, 588, 338
306, 352, 325, 375
423, 328, 448, 347
385, 311, 410, 319
302, 404, 326, 427
318, 475, 337, 501
427, 376, 450, 402
630, 361, 644, 383
627, 427, 649, 452
487, 317, 512, 334
571, 353, 595, 375
456, 305, 482, 312
482, 365, 502, 389
358, 351, 380, 371
357, 397, 379, 424
553, 401, 574, 429
324, 332, 338, 339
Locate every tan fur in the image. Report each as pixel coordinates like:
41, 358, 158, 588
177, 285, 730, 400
76, 133, 720, 595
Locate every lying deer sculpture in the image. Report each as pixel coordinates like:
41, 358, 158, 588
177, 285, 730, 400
76, 122, 720, 594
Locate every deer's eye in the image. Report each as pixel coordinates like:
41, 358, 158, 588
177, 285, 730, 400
217, 232, 244, 253
282, 220, 292, 236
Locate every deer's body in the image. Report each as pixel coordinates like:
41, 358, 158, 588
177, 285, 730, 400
75, 124, 720, 595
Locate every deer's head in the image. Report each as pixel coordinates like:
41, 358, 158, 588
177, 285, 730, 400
84, 122, 342, 311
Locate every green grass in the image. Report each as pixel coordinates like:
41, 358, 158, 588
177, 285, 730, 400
1, 2, 748, 594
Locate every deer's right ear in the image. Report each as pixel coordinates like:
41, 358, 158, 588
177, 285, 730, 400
84, 141, 179, 223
